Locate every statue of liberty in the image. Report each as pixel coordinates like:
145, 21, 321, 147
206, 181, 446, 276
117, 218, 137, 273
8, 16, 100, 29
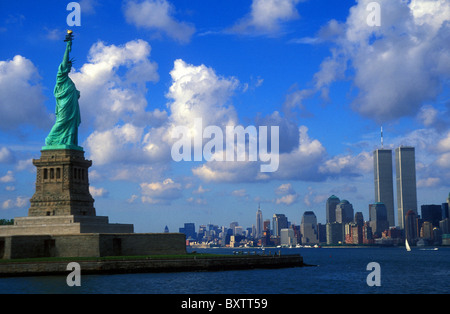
44, 30, 82, 151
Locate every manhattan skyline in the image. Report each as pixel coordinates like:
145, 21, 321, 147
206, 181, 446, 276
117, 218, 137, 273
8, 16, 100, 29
0, 0, 449, 233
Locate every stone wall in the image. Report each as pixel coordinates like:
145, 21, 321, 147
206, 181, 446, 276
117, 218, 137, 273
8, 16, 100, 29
29, 149, 96, 217
0, 233, 186, 259
1, 235, 53, 259
0, 254, 304, 277
0, 215, 134, 236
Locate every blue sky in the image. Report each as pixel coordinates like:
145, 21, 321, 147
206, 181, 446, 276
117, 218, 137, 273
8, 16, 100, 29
1, 0, 449, 233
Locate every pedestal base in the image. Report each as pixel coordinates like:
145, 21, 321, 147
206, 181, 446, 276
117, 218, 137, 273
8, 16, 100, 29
0, 233, 186, 259
42, 145, 83, 151
0, 215, 134, 236
29, 149, 96, 217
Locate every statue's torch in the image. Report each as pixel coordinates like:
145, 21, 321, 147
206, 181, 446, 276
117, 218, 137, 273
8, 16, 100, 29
64, 30, 74, 42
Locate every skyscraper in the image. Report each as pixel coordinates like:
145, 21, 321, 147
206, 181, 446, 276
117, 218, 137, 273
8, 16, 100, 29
405, 210, 418, 245
354, 212, 364, 226
395, 146, 418, 229
301, 211, 319, 244
326, 195, 340, 223
229, 221, 239, 235
442, 202, 449, 220
335, 200, 354, 224
447, 193, 450, 215
421, 204, 442, 227
179, 223, 197, 240
256, 204, 263, 239
280, 228, 297, 246
373, 149, 395, 227
272, 214, 288, 237
326, 222, 343, 245
369, 202, 389, 237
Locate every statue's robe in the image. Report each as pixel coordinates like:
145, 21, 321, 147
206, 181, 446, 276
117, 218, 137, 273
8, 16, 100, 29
45, 47, 81, 147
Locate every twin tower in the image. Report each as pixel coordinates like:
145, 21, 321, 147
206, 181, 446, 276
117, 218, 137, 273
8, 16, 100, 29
374, 146, 417, 229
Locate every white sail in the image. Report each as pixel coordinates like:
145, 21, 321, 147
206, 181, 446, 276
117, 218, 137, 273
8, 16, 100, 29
405, 239, 411, 251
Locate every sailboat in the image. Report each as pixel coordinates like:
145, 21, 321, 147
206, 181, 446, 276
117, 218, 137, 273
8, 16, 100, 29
405, 239, 411, 252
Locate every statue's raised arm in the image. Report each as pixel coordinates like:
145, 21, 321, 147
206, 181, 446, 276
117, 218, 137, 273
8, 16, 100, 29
43, 30, 82, 151
62, 30, 73, 67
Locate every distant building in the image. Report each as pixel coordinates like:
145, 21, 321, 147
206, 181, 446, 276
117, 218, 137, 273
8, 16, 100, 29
447, 192, 450, 213
326, 222, 343, 245
421, 204, 442, 227
272, 214, 288, 238
326, 195, 340, 223
373, 148, 396, 227
280, 228, 297, 246
291, 224, 301, 244
256, 205, 263, 239
229, 222, 239, 235
395, 146, 418, 229
234, 225, 244, 236
352, 224, 363, 244
362, 222, 374, 244
443, 195, 450, 242
198, 225, 207, 240
405, 210, 418, 245
229, 235, 238, 248
300, 211, 319, 244
420, 221, 434, 241
369, 203, 389, 237
440, 218, 449, 234
164, 225, 169, 233
335, 200, 354, 224
442, 233, 450, 246
219, 227, 228, 246
263, 219, 271, 233
261, 229, 271, 247
317, 223, 327, 243
179, 223, 196, 240
383, 226, 402, 240
354, 212, 364, 226
345, 223, 363, 245
442, 202, 449, 220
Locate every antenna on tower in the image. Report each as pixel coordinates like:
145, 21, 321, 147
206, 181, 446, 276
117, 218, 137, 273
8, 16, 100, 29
381, 126, 384, 148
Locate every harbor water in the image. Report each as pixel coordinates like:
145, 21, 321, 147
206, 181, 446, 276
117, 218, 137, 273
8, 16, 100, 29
0, 246, 449, 294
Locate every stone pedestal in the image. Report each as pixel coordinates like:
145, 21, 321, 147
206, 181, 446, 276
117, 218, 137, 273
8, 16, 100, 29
0, 149, 133, 236
29, 149, 95, 217
2, 215, 134, 235
0, 149, 187, 259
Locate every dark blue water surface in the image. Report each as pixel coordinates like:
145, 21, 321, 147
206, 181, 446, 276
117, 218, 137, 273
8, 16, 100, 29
1, 247, 449, 294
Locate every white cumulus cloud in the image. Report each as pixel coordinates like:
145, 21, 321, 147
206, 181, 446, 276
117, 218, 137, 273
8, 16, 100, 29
0, 55, 50, 130
2, 196, 28, 209
124, 0, 195, 43
167, 59, 238, 128
140, 178, 183, 204
274, 183, 298, 205
230, 0, 302, 36
0, 170, 15, 183
71, 39, 160, 131
89, 186, 108, 197
293, 0, 450, 123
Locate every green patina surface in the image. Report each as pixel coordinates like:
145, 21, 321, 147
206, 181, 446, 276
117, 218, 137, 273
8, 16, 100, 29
44, 35, 82, 151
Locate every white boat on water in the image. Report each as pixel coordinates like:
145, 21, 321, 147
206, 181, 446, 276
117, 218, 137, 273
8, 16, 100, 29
405, 239, 411, 252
